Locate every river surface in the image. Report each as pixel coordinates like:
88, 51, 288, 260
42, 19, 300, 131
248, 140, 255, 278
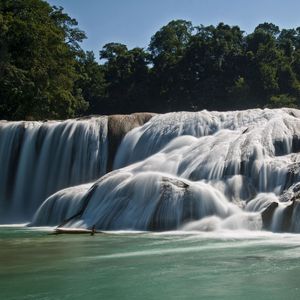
1, 226, 300, 300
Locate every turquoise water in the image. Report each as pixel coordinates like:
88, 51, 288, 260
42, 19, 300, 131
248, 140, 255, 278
1, 227, 300, 300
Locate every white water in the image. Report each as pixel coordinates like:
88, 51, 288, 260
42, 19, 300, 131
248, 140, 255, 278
31, 183, 92, 226
0, 117, 108, 222
271, 203, 287, 232
3, 108, 300, 231
28, 108, 300, 232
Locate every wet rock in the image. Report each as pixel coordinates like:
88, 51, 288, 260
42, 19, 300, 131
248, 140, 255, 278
149, 176, 190, 231
283, 164, 300, 191
161, 176, 189, 189
261, 202, 278, 229
290, 200, 300, 232
281, 201, 296, 232
280, 182, 300, 202
107, 113, 155, 171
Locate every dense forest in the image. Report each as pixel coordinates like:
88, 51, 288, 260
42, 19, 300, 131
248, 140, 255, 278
1, 0, 300, 120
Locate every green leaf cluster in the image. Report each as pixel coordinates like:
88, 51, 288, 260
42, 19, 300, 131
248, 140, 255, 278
0, 0, 87, 120
81, 20, 300, 115
2, 2, 300, 120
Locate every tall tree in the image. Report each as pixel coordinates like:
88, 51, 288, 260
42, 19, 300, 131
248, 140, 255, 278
75, 51, 107, 114
0, 0, 88, 120
182, 23, 245, 110
99, 43, 151, 113
149, 20, 193, 111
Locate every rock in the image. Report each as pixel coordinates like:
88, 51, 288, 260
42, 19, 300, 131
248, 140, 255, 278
107, 113, 155, 171
149, 176, 190, 231
284, 163, 300, 190
280, 182, 300, 202
290, 200, 300, 232
261, 202, 278, 229
281, 201, 296, 232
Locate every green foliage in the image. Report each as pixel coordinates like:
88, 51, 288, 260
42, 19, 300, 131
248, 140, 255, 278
75, 51, 107, 114
2, 1, 300, 119
99, 43, 151, 113
149, 20, 193, 59
0, 0, 88, 120
268, 94, 298, 108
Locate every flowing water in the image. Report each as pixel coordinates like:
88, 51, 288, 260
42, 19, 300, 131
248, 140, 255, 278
3, 109, 300, 298
1, 226, 300, 300
26, 109, 300, 232
0, 117, 108, 223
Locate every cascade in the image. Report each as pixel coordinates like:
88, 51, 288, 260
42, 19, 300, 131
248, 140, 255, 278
0, 113, 154, 223
3, 108, 300, 232
0, 117, 108, 222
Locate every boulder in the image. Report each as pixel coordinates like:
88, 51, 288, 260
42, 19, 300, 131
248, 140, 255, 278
107, 113, 155, 171
261, 202, 278, 229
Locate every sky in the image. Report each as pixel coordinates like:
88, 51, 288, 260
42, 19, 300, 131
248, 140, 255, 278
47, 0, 300, 58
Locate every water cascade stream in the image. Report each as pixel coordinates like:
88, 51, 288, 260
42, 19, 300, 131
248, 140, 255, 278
0, 117, 108, 222
2, 108, 300, 232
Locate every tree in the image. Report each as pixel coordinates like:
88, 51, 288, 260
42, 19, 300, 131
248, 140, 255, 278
99, 43, 151, 113
3, 9, 300, 117
94, 21, 300, 112
0, 0, 88, 120
255, 22, 280, 37
75, 51, 107, 114
149, 20, 193, 59
191, 23, 245, 110
268, 94, 298, 108
148, 20, 193, 111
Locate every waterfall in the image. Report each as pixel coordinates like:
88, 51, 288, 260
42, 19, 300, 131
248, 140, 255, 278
0, 117, 108, 223
271, 204, 287, 232
29, 108, 300, 232
32, 171, 240, 230
31, 183, 92, 226
4, 108, 300, 232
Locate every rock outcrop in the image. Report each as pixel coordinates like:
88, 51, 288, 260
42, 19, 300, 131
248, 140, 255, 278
107, 113, 155, 171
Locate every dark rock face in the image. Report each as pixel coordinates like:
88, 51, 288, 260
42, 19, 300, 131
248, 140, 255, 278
261, 202, 278, 230
284, 164, 300, 191
290, 200, 300, 232
273, 135, 300, 157
267, 183, 300, 233
281, 202, 295, 232
149, 177, 190, 231
278, 184, 300, 232
107, 113, 155, 171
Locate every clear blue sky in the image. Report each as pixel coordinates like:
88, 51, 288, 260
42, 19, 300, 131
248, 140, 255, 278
47, 0, 300, 58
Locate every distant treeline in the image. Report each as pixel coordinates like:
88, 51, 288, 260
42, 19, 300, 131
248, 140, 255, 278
1, 0, 300, 120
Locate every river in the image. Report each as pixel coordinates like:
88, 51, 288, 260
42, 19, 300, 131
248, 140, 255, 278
1, 226, 300, 299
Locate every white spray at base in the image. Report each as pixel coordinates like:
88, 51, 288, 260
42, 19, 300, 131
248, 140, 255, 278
30, 108, 300, 232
